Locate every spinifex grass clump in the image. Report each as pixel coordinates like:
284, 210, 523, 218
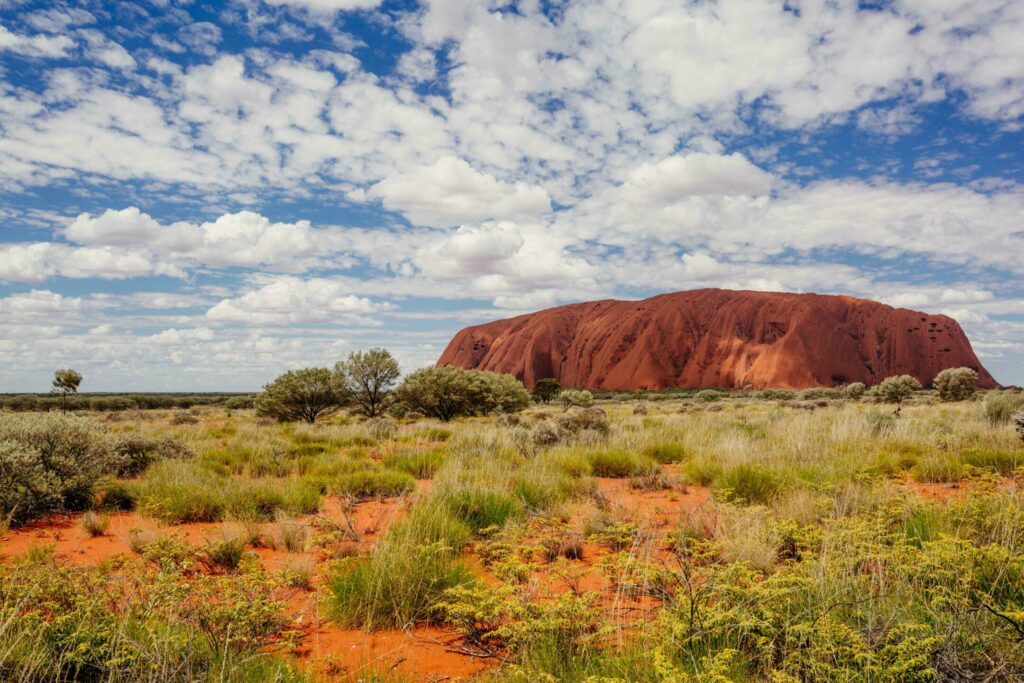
383, 447, 446, 478
133, 461, 320, 523
714, 463, 786, 504
327, 504, 474, 630
442, 486, 525, 532
641, 441, 690, 464
586, 448, 658, 478
333, 468, 415, 500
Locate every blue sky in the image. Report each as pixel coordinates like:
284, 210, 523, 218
0, 0, 1022, 391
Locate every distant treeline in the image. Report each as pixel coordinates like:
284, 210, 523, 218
0, 393, 255, 412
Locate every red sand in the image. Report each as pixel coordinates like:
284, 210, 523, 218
437, 288, 996, 390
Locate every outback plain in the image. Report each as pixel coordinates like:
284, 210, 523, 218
2, 364, 1024, 682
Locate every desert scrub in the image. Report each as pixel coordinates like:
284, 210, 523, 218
333, 468, 415, 500
435, 583, 602, 662
327, 504, 474, 629
625, 492, 1024, 682
0, 552, 298, 681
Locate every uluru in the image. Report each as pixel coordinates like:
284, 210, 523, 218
437, 289, 998, 391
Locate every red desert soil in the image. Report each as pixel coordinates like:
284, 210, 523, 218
437, 288, 997, 390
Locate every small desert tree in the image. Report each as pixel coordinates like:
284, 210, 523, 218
531, 377, 562, 404
394, 366, 530, 421
51, 368, 83, 413
559, 389, 593, 411
256, 368, 341, 423
932, 367, 979, 402
877, 375, 922, 405
333, 348, 401, 417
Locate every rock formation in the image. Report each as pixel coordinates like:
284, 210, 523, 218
437, 289, 997, 390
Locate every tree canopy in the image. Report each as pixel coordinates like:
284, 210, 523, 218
531, 377, 562, 403
333, 348, 401, 417
51, 368, 83, 413
256, 368, 341, 423
394, 366, 530, 421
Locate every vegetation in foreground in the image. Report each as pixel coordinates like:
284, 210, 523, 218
2, 368, 1023, 681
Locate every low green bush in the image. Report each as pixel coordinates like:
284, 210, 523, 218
694, 389, 722, 403
112, 434, 193, 476
0, 413, 118, 524
984, 391, 1024, 425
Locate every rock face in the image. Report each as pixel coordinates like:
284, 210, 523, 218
437, 289, 998, 390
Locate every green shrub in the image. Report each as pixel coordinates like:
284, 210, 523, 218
394, 366, 530, 421
912, 456, 966, 483
555, 407, 610, 437
694, 389, 722, 403
558, 389, 593, 410
363, 416, 397, 441
112, 434, 193, 476
0, 413, 117, 523
0, 555, 296, 680
384, 449, 445, 478
333, 469, 415, 500
255, 367, 341, 423
683, 459, 723, 486
587, 449, 658, 478
97, 481, 137, 510
865, 409, 897, 434
759, 389, 797, 400
842, 382, 867, 399
797, 388, 840, 400
984, 391, 1024, 425
877, 375, 922, 404
933, 367, 979, 401
532, 378, 562, 404
223, 395, 255, 409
